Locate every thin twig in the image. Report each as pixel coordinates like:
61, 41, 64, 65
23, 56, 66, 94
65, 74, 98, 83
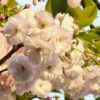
74, 48, 98, 65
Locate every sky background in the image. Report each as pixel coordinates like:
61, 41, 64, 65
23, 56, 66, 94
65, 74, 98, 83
16, 0, 100, 100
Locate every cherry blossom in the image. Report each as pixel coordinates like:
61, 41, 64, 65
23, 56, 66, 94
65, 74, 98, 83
31, 79, 52, 97
2, 8, 100, 99
8, 56, 35, 83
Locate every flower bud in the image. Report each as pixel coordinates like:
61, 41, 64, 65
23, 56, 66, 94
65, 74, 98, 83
67, 0, 82, 8
24, 4, 31, 9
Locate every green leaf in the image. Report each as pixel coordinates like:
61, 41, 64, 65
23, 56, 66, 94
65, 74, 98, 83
68, 0, 98, 28
45, 0, 52, 13
77, 27, 100, 56
96, 97, 100, 100
68, 7, 82, 19
46, 0, 67, 17
77, 5, 97, 27
64, 93, 72, 100
7, 0, 17, 8
12, 92, 37, 100
84, 0, 94, 6
0, 0, 23, 27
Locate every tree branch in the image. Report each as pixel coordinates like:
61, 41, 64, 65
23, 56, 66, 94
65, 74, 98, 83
0, 43, 24, 65
0, 68, 7, 74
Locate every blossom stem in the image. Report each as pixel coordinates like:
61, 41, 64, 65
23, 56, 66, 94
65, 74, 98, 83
73, 48, 99, 65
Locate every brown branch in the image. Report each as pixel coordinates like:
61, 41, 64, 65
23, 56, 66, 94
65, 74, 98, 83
0, 68, 7, 74
0, 43, 24, 65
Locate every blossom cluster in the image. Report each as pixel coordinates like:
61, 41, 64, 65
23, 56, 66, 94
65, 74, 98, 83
1, 9, 100, 100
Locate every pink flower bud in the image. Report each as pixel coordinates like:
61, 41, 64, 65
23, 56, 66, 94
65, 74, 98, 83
25, 4, 31, 9
38, 0, 41, 2
67, 0, 82, 8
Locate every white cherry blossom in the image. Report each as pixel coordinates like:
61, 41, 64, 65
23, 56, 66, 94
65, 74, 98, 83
4, 15, 27, 45
8, 56, 36, 83
31, 79, 52, 97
